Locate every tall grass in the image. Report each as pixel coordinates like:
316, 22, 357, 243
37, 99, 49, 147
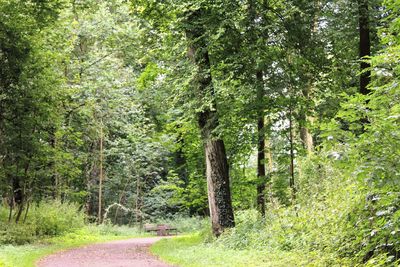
0, 201, 85, 245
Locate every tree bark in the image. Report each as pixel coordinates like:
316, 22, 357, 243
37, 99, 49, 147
14, 176, 24, 223
358, 0, 371, 95
185, 8, 235, 237
300, 115, 314, 154
256, 71, 266, 217
203, 134, 235, 236
247, 0, 268, 216
49, 127, 60, 199
175, 130, 188, 186
98, 123, 104, 224
299, 0, 319, 155
265, 138, 274, 203
289, 101, 296, 201
135, 174, 142, 226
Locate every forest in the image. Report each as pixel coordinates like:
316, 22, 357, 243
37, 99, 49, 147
0, 0, 400, 266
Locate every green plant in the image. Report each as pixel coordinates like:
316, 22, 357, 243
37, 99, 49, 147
155, 216, 210, 234
31, 201, 85, 237
92, 224, 143, 237
217, 210, 264, 249
0, 223, 36, 245
0, 201, 85, 245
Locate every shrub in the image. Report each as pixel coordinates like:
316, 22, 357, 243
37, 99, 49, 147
0, 200, 85, 245
30, 201, 85, 236
217, 210, 264, 249
0, 222, 36, 245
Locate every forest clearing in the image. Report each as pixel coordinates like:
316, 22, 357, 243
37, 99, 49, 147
1, 0, 400, 266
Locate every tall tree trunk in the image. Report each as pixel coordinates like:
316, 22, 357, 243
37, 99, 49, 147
15, 162, 30, 223
299, 0, 319, 155
12, 166, 24, 223
14, 175, 25, 223
265, 138, 274, 203
247, 0, 268, 216
8, 188, 13, 223
50, 127, 60, 199
203, 132, 234, 236
256, 71, 266, 217
299, 114, 314, 154
289, 101, 296, 201
358, 0, 371, 95
98, 123, 104, 224
175, 130, 188, 186
135, 175, 142, 226
23, 199, 30, 223
185, 8, 235, 237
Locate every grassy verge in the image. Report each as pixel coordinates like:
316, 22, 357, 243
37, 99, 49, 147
151, 234, 351, 267
0, 225, 148, 267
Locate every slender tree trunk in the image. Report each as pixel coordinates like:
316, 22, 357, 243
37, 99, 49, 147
98, 123, 103, 224
114, 182, 129, 224
50, 128, 60, 199
23, 200, 30, 223
14, 177, 24, 223
257, 118, 266, 216
175, 130, 188, 186
266, 140, 273, 173
135, 175, 143, 226
247, 0, 268, 216
15, 203, 24, 224
8, 187, 14, 223
299, 0, 319, 155
16, 162, 30, 223
185, 8, 235, 237
300, 114, 314, 154
288, 102, 296, 201
358, 0, 371, 95
265, 138, 274, 203
13, 176, 24, 223
256, 71, 266, 217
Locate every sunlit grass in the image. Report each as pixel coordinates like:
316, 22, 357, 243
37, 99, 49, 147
151, 233, 351, 267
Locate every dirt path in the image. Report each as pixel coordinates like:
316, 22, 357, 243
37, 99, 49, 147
37, 237, 174, 267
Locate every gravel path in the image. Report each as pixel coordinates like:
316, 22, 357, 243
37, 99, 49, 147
37, 237, 174, 267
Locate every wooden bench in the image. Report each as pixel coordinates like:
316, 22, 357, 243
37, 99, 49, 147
144, 223, 178, 236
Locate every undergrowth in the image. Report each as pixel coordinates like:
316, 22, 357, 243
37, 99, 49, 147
153, 149, 400, 266
0, 201, 85, 245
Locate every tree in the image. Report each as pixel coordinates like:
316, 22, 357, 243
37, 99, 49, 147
184, 6, 235, 236
0, 0, 63, 223
358, 0, 371, 95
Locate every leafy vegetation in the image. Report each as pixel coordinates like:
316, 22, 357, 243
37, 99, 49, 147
1, 0, 400, 266
151, 234, 351, 267
0, 201, 85, 245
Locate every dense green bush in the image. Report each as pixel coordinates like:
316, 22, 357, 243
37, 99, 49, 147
201, 152, 363, 265
217, 210, 264, 249
0, 201, 85, 245
30, 201, 85, 236
199, 145, 399, 265
341, 189, 400, 266
0, 223, 36, 245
